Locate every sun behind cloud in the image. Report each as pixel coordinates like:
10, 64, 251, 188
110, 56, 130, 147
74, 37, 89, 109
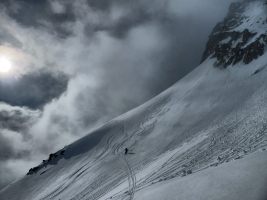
0, 56, 13, 74
0, 45, 34, 78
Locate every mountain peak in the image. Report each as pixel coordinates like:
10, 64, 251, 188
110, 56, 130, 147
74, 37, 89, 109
202, 0, 267, 68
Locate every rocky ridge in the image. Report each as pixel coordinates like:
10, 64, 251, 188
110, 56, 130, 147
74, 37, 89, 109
202, 0, 267, 68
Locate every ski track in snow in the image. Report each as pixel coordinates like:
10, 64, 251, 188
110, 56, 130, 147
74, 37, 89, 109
39, 101, 267, 200
120, 155, 136, 200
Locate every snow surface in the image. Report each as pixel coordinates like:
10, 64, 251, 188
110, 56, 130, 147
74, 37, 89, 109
134, 151, 267, 200
1, 38, 267, 200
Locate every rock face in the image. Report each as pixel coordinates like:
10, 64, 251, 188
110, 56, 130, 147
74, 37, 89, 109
202, 0, 267, 68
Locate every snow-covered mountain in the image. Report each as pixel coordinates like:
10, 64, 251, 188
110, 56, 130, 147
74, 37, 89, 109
202, 0, 267, 67
1, 1, 267, 200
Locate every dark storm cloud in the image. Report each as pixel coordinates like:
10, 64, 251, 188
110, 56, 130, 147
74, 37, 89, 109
0, 0, 238, 189
84, 0, 154, 38
0, 0, 76, 38
0, 71, 68, 109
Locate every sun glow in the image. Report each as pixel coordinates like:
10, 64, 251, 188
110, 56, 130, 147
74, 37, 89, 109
0, 56, 13, 74
0, 45, 34, 78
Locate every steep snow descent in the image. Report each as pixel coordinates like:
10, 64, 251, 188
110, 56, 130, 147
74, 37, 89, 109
202, 0, 267, 67
1, 1, 267, 200
1, 57, 267, 200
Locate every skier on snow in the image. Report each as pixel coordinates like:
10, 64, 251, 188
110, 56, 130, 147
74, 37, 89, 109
124, 148, 128, 155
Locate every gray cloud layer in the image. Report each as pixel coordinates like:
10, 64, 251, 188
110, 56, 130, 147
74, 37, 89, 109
0, 71, 68, 109
0, 103, 40, 188
0, 0, 237, 189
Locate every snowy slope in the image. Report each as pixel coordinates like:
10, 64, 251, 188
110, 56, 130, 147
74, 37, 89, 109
1, 55, 267, 200
1, 1, 267, 200
134, 151, 267, 200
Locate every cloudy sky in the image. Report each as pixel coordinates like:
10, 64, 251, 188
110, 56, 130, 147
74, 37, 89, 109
0, 0, 237, 189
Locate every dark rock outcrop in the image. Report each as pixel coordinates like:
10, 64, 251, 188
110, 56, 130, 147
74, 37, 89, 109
202, 0, 267, 68
26, 149, 66, 176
